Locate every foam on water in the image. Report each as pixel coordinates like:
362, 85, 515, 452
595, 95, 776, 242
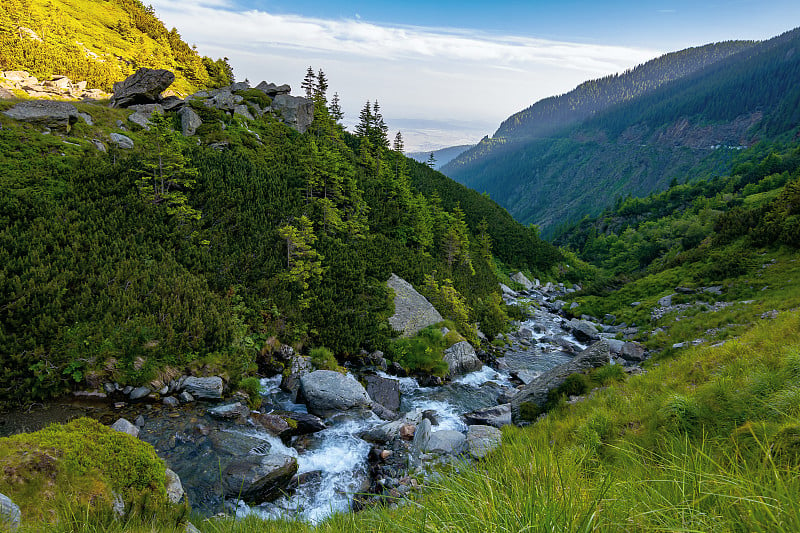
454, 365, 513, 388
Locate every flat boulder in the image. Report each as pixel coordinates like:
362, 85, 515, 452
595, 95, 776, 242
463, 403, 511, 428
255, 81, 291, 97
387, 274, 443, 337
2, 101, 78, 131
511, 339, 610, 425
221, 454, 297, 503
111, 68, 175, 108
182, 376, 223, 399
466, 425, 502, 459
109, 133, 134, 150
443, 341, 482, 378
299, 370, 371, 417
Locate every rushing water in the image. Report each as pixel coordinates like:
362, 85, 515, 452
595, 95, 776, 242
0, 294, 588, 523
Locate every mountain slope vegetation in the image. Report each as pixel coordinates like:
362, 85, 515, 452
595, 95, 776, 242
0, 0, 233, 94
443, 27, 800, 236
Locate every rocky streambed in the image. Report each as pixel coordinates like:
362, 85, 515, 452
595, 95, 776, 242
0, 278, 648, 524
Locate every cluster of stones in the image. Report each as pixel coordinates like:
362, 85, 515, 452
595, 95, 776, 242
0, 70, 109, 100
79, 375, 226, 408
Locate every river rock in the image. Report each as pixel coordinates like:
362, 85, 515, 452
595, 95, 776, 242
221, 454, 297, 503
109, 133, 134, 150
299, 370, 372, 417
362, 420, 405, 443
208, 402, 249, 420
111, 68, 175, 107
426, 430, 467, 455
182, 376, 223, 399
0, 493, 21, 530
2, 100, 79, 132
620, 341, 646, 362
162, 396, 180, 408
129, 386, 151, 400
511, 272, 534, 290
271, 411, 326, 435
463, 403, 511, 428
606, 338, 625, 355
281, 355, 312, 401
567, 319, 600, 342
387, 274, 443, 337
365, 374, 401, 412
251, 412, 292, 439
443, 341, 482, 378
411, 418, 432, 454
271, 93, 313, 133
511, 339, 611, 424
466, 425, 502, 459
164, 468, 184, 504
110, 418, 139, 438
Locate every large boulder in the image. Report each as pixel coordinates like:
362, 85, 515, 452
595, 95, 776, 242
511, 339, 610, 424
426, 430, 467, 455
109, 133, 134, 149
111, 68, 175, 108
466, 425, 503, 459
387, 274, 443, 337
110, 418, 139, 438
164, 468, 184, 504
221, 454, 297, 503
2, 101, 78, 132
511, 272, 534, 290
0, 493, 20, 531
620, 341, 646, 362
269, 411, 326, 435
365, 374, 401, 412
299, 370, 372, 417
567, 319, 600, 343
182, 376, 223, 399
271, 94, 314, 133
443, 341, 482, 378
254, 81, 291, 97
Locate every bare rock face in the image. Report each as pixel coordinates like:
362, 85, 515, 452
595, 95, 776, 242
511, 272, 534, 290
179, 106, 202, 136
443, 341, 482, 378
511, 339, 610, 425
111, 68, 175, 108
2, 101, 79, 132
271, 94, 314, 133
387, 274, 443, 337
254, 81, 291, 97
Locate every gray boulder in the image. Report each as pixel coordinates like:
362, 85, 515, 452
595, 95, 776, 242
110, 418, 139, 438
426, 430, 467, 455
511, 272, 534, 290
387, 273, 443, 337
567, 319, 600, 343
109, 133, 134, 149
233, 104, 254, 121
299, 370, 371, 417
2, 101, 78, 132
466, 425, 502, 459
620, 341, 646, 362
280, 355, 312, 402
365, 374, 401, 412
0, 493, 20, 531
411, 417, 432, 455
463, 403, 511, 428
164, 468, 184, 504
499, 283, 517, 296
221, 454, 297, 503
606, 338, 625, 355
127, 103, 163, 129
179, 106, 202, 136
182, 376, 223, 399
255, 81, 291, 97
129, 386, 151, 400
111, 68, 175, 107
210, 89, 242, 111
271, 93, 314, 133
511, 339, 610, 424
269, 411, 326, 435
443, 341, 482, 378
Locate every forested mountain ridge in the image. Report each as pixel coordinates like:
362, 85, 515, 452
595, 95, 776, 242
444, 40, 754, 170
407, 144, 474, 169
0, 66, 561, 407
0, 0, 233, 95
443, 27, 800, 236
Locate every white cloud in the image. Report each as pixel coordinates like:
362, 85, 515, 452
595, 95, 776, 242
150, 0, 661, 150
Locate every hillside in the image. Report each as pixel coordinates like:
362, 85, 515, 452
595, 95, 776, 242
407, 144, 474, 169
0, 0, 233, 95
443, 28, 800, 235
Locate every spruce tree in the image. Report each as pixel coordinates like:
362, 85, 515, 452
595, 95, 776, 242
314, 69, 329, 104
301, 66, 316, 98
330, 92, 343, 122
393, 131, 404, 153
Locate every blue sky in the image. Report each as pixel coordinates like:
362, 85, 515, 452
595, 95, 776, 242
150, 0, 800, 150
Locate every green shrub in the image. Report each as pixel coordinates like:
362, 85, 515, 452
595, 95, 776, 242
309, 346, 340, 371
388, 326, 448, 376
234, 89, 272, 109
474, 292, 510, 339
239, 376, 263, 409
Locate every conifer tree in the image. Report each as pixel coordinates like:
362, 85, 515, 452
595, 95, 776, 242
371, 100, 389, 149
427, 152, 436, 168
355, 101, 372, 138
330, 92, 343, 122
278, 215, 324, 308
393, 131, 404, 153
314, 69, 329, 104
301, 66, 316, 98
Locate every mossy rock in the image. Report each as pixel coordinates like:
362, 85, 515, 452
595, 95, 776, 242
0, 418, 180, 526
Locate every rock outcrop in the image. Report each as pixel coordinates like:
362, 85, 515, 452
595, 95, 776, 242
299, 370, 372, 417
0, 70, 109, 100
511, 339, 610, 424
387, 274, 443, 337
511, 272, 534, 290
182, 376, 223, 399
221, 454, 297, 503
271, 94, 314, 133
111, 68, 175, 108
443, 341, 482, 378
2, 101, 79, 132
